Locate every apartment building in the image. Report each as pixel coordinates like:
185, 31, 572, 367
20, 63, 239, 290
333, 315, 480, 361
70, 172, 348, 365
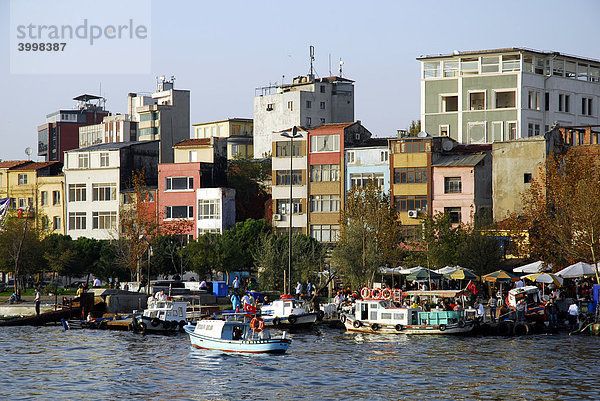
418, 48, 600, 144
196, 188, 236, 236
254, 74, 355, 158
193, 118, 254, 159
78, 114, 138, 148
345, 138, 391, 195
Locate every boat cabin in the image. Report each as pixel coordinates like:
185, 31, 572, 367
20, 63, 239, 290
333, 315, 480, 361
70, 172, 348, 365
262, 297, 308, 317
352, 299, 464, 326
507, 286, 543, 309
143, 300, 188, 322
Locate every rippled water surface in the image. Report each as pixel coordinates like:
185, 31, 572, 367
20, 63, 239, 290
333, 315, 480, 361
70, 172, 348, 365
2, 325, 599, 400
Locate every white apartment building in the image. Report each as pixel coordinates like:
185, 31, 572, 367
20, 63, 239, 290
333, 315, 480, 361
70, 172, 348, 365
253, 74, 354, 158
78, 114, 137, 148
196, 188, 236, 236
418, 48, 600, 143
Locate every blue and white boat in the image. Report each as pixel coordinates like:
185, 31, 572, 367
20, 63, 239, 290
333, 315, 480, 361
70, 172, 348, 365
184, 315, 291, 354
260, 295, 321, 328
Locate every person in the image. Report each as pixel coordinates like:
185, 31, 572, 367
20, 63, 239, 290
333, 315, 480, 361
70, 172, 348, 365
241, 292, 254, 309
123, 282, 129, 292
488, 295, 498, 322
93, 277, 101, 287
9, 292, 17, 304
474, 301, 485, 321
306, 281, 313, 297
546, 298, 558, 329
231, 293, 240, 312
568, 302, 579, 331
334, 291, 343, 311
76, 284, 85, 297
138, 276, 147, 293
263, 295, 270, 305
516, 298, 526, 321
515, 279, 524, 288
199, 280, 208, 290
232, 276, 240, 293
34, 289, 41, 316
295, 281, 303, 298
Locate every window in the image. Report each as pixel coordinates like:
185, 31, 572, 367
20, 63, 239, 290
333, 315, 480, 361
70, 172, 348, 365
287, 101, 293, 110
92, 211, 117, 229
565, 95, 570, 113
306, 117, 312, 126
41, 191, 48, 206
100, 152, 109, 167
198, 228, 220, 235
310, 164, 340, 182
502, 54, 520, 72
310, 195, 340, 213
400, 141, 428, 153
68, 184, 86, 202
276, 199, 302, 215
266, 103, 274, 111
165, 177, 194, 191
310, 224, 339, 242
582, 97, 593, 116
53, 216, 61, 231
347, 151, 355, 164
528, 91, 540, 110
565, 61, 576, 78
320, 102, 325, 109
68, 212, 86, 230
92, 183, 117, 201
440, 125, 449, 136
524, 173, 532, 184
495, 90, 516, 108
468, 122, 486, 143
492, 121, 503, 142
535, 124, 540, 136
394, 195, 427, 212
311, 134, 340, 153
507, 122, 517, 140
553, 59, 564, 76
306, 101, 312, 108
165, 205, 194, 220
545, 92, 550, 111
559, 94, 564, 112
444, 177, 462, 193
441, 95, 458, 112
443, 61, 458, 77
528, 123, 533, 137
394, 167, 428, 184
461, 58, 479, 75
350, 173, 384, 189
320, 85, 326, 93
198, 199, 220, 219
320, 118, 325, 124
591, 66, 600, 83
276, 170, 302, 186
52, 190, 60, 205
41, 216, 49, 230
481, 56, 499, 73
444, 207, 461, 224
469, 92, 485, 110
18, 174, 28, 185
535, 57, 547, 75
189, 151, 197, 162
78, 153, 89, 168
381, 151, 388, 162
424, 61, 440, 78
523, 55, 533, 73
276, 141, 302, 157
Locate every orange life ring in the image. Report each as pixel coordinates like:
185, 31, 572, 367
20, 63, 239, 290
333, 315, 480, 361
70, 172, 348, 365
371, 288, 381, 299
250, 317, 264, 333
360, 287, 370, 299
381, 288, 392, 300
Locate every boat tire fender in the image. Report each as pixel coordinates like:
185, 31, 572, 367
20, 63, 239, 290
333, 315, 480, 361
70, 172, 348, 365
514, 322, 530, 336
458, 320, 465, 328
395, 324, 403, 332
353, 320, 362, 328
288, 314, 297, 324
162, 321, 171, 330
317, 310, 325, 321
340, 314, 347, 324
371, 323, 380, 331
439, 324, 446, 332
273, 318, 281, 327
99, 321, 108, 330
151, 318, 160, 327
139, 322, 147, 334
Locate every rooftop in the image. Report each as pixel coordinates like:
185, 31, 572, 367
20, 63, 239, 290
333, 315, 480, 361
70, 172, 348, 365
192, 118, 253, 126
10, 161, 63, 171
173, 138, 213, 147
432, 153, 487, 167
71, 140, 159, 152
0, 160, 31, 169
417, 47, 600, 65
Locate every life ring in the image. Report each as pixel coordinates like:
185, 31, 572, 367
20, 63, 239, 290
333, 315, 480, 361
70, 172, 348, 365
151, 318, 160, 327
360, 287, 370, 299
353, 320, 362, 328
272, 318, 281, 327
381, 289, 392, 300
458, 320, 466, 328
395, 324, 403, 332
371, 323, 380, 331
288, 314, 298, 324
317, 310, 325, 321
250, 317, 264, 333
340, 314, 347, 324
371, 288, 381, 299
439, 324, 446, 331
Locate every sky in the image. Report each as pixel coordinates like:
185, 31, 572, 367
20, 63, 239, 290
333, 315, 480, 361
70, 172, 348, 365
1, 0, 599, 161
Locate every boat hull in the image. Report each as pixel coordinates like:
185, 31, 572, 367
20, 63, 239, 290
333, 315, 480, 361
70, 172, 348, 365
184, 325, 291, 354
343, 320, 473, 335
262, 312, 317, 329
138, 316, 185, 333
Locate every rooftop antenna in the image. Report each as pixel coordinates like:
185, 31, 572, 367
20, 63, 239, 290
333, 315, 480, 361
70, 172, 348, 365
309, 45, 315, 76
329, 53, 332, 76
339, 58, 344, 77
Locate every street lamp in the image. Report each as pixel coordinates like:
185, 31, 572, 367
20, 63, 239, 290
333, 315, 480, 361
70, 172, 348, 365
280, 126, 302, 295
140, 235, 152, 295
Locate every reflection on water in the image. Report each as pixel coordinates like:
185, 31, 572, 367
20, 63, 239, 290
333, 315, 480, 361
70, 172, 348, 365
2, 325, 599, 400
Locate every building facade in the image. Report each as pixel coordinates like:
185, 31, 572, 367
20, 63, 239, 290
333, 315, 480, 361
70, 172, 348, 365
418, 48, 600, 144
254, 74, 355, 158
193, 118, 254, 159
78, 114, 137, 148
196, 188, 236, 236
345, 139, 391, 196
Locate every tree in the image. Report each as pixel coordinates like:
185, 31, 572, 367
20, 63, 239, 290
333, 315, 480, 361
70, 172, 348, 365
228, 218, 271, 271
408, 120, 421, 136
512, 148, 600, 281
457, 231, 502, 276
422, 212, 468, 268
42, 234, 78, 278
331, 183, 404, 288
228, 158, 271, 221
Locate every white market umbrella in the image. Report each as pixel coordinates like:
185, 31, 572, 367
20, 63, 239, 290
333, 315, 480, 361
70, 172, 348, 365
513, 260, 551, 274
556, 262, 597, 278
399, 266, 425, 275
434, 265, 459, 275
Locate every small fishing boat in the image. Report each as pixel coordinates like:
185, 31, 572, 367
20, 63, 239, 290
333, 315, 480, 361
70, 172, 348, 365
342, 288, 474, 335
135, 298, 188, 333
260, 295, 321, 328
506, 285, 546, 322
184, 314, 291, 354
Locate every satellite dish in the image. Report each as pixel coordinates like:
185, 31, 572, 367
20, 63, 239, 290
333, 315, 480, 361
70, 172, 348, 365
417, 131, 429, 138
25, 147, 32, 159
442, 139, 454, 151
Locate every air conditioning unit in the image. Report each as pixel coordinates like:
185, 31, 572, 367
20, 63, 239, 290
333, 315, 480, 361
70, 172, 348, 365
273, 214, 282, 221
408, 210, 418, 218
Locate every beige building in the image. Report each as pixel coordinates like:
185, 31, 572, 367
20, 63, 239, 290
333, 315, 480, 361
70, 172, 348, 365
193, 118, 253, 159
37, 175, 66, 234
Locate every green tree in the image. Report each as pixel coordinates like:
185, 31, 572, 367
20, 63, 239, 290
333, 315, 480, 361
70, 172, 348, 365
422, 212, 468, 268
42, 234, 78, 278
228, 158, 272, 221
408, 120, 422, 136
457, 231, 502, 276
228, 218, 271, 271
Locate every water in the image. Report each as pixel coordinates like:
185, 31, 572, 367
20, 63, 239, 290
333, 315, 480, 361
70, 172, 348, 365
2, 325, 600, 400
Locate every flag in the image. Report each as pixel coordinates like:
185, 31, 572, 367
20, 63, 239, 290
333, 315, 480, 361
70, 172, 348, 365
0, 198, 9, 226
244, 303, 256, 314
467, 280, 478, 295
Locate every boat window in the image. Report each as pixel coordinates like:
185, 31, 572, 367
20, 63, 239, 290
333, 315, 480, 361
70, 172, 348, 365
381, 313, 392, 320
178, 307, 183, 316
370, 311, 377, 320
394, 313, 403, 321
360, 303, 369, 320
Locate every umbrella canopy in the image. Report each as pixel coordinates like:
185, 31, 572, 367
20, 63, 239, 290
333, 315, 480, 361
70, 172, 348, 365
556, 262, 597, 278
399, 266, 425, 275
482, 270, 519, 283
522, 272, 563, 287
444, 268, 478, 280
513, 260, 551, 274
406, 269, 442, 281
434, 265, 459, 274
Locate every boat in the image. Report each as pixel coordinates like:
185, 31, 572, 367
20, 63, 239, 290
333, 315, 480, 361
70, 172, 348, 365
135, 297, 188, 333
341, 288, 474, 335
506, 285, 546, 322
183, 313, 291, 354
260, 294, 321, 328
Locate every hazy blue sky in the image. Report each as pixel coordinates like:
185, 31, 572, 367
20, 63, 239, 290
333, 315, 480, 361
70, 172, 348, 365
1, 0, 599, 160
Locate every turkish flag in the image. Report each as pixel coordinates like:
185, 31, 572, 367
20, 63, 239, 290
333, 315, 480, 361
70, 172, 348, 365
244, 303, 256, 314
467, 280, 478, 295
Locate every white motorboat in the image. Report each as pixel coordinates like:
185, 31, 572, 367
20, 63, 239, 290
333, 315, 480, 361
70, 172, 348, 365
136, 298, 188, 333
184, 314, 291, 354
260, 295, 321, 328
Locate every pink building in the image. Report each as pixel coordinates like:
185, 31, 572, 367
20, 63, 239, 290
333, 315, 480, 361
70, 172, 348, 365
431, 147, 491, 225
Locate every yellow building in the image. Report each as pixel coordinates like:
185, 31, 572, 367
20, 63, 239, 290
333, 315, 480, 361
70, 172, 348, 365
193, 118, 253, 159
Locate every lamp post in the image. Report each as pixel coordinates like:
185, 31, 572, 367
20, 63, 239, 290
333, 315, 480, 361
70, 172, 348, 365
280, 126, 302, 295
140, 235, 152, 295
